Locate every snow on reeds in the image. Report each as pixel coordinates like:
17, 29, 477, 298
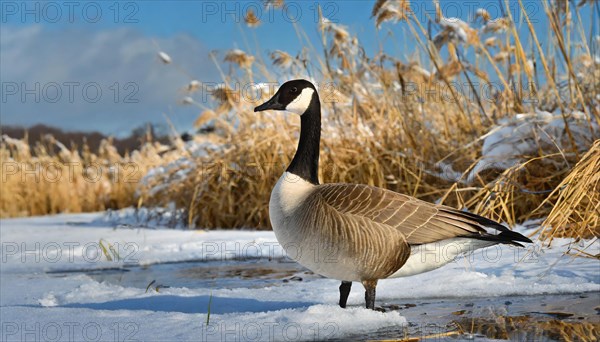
2, 1, 598, 245
141, 0, 598, 243
468, 110, 597, 182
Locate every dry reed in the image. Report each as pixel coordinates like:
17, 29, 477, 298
454, 316, 599, 341
2, 1, 599, 246
0, 133, 179, 218
141, 0, 599, 240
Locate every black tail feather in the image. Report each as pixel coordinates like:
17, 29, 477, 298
441, 209, 533, 246
471, 231, 529, 247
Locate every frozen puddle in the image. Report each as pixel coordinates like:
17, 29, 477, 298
349, 292, 600, 341
47, 258, 316, 290
45, 258, 600, 341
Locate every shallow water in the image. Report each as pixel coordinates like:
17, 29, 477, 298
52, 258, 314, 290
48, 258, 600, 341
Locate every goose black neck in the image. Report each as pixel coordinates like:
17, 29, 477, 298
286, 95, 321, 185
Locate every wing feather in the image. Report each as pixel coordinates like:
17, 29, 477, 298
314, 183, 531, 246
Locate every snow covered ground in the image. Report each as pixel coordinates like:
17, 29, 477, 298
1, 212, 598, 341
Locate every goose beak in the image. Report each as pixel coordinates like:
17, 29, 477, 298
254, 93, 284, 112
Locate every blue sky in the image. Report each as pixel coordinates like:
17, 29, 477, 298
1, 1, 596, 136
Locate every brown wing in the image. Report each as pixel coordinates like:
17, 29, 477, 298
314, 183, 530, 246
297, 191, 411, 280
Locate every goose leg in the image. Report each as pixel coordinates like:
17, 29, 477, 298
338, 281, 352, 308
362, 279, 378, 310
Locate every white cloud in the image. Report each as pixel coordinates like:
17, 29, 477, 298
0, 25, 219, 136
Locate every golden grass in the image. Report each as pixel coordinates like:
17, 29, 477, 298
454, 316, 600, 342
0, 133, 179, 218
538, 140, 600, 242
371, 315, 599, 341
141, 0, 599, 239
1, 1, 599, 245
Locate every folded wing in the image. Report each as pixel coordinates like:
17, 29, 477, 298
315, 183, 531, 246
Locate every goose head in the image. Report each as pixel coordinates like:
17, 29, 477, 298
254, 79, 322, 184
254, 79, 319, 115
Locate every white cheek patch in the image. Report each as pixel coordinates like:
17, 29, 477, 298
285, 88, 314, 115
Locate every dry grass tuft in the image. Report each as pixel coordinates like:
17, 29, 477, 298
538, 140, 600, 242
0, 133, 179, 218
372, 0, 410, 28
244, 9, 261, 28
454, 316, 600, 341
224, 49, 255, 70
263, 0, 284, 9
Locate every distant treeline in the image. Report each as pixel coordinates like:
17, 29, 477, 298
0, 123, 171, 155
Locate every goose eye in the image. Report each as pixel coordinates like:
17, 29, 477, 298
291, 87, 298, 93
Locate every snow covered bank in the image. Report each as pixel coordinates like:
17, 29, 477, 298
1, 213, 598, 341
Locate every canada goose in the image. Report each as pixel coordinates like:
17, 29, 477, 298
254, 79, 532, 310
